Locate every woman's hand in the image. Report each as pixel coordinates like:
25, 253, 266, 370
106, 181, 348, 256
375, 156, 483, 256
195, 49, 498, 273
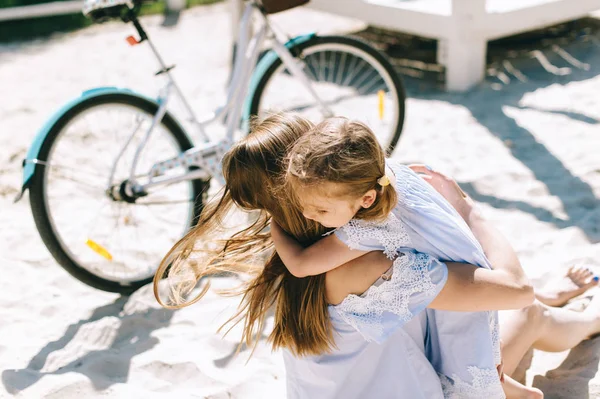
408, 164, 476, 223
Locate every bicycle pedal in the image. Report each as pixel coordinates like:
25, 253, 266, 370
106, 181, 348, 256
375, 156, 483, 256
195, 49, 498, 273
155, 65, 176, 76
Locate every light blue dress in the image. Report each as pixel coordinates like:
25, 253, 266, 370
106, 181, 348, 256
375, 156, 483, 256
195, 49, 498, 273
284, 256, 449, 399
327, 160, 504, 399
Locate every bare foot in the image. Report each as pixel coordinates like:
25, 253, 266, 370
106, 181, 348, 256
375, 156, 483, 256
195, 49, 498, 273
582, 292, 600, 339
503, 374, 544, 399
535, 266, 598, 307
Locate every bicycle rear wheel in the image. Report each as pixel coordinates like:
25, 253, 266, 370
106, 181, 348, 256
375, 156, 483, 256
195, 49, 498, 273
250, 35, 406, 154
29, 93, 207, 294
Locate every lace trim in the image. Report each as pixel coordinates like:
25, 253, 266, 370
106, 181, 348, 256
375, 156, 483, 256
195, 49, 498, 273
439, 366, 505, 399
333, 252, 437, 341
489, 311, 502, 365
339, 213, 411, 259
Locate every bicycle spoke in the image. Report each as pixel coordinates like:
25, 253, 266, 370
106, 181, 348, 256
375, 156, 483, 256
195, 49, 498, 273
256, 39, 402, 152
345, 58, 369, 87
138, 198, 194, 206
81, 114, 115, 170
342, 55, 361, 86
47, 172, 106, 193
141, 201, 185, 226
336, 51, 348, 85
358, 77, 386, 96
38, 101, 199, 285
325, 52, 335, 82
318, 50, 325, 82
352, 68, 378, 94
303, 57, 319, 82
46, 162, 108, 181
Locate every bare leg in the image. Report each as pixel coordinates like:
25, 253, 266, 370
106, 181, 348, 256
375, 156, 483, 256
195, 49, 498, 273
500, 297, 600, 376
503, 374, 543, 399
535, 265, 598, 307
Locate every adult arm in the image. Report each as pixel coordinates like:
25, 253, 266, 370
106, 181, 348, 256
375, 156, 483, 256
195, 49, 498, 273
326, 250, 393, 305
408, 165, 534, 311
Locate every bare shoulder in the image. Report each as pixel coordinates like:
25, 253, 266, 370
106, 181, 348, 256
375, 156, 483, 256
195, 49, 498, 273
325, 251, 393, 305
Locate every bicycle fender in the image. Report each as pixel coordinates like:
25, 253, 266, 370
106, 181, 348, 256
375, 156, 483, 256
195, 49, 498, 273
15, 87, 160, 202
241, 33, 316, 129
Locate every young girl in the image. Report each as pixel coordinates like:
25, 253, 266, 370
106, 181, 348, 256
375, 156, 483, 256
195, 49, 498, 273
270, 117, 535, 398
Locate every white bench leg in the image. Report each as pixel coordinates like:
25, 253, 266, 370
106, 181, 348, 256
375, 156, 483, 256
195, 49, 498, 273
437, 0, 488, 92
438, 36, 487, 91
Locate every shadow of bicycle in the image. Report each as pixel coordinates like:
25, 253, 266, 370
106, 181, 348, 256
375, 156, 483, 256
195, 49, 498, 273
1, 288, 176, 394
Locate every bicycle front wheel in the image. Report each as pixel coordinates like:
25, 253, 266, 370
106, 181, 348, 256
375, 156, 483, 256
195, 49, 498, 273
29, 93, 208, 294
250, 35, 406, 154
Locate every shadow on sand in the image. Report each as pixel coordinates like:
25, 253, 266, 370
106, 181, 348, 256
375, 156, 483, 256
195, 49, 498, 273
363, 17, 600, 242
532, 337, 600, 399
2, 289, 176, 393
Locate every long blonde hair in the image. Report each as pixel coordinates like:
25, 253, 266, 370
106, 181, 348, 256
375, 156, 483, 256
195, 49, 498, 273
286, 117, 397, 221
153, 113, 336, 356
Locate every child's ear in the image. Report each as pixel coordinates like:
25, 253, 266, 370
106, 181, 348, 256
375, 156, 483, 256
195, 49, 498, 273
360, 189, 377, 209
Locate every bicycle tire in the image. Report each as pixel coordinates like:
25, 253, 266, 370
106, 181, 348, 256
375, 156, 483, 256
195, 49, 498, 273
29, 93, 208, 294
249, 35, 406, 154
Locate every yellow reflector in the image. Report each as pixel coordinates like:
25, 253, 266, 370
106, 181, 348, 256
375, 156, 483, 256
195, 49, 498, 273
86, 239, 113, 261
378, 90, 385, 120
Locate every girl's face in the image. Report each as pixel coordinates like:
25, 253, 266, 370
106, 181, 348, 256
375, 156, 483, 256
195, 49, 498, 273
297, 183, 377, 228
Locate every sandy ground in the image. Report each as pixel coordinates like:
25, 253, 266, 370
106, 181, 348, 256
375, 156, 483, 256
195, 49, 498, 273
1, 2, 600, 398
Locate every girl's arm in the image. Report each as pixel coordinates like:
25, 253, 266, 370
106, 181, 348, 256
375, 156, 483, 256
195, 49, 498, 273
326, 168, 535, 310
408, 165, 534, 311
271, 221, 367, 278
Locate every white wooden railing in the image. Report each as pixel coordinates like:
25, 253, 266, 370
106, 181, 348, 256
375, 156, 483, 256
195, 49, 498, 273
304, 0, 600, 91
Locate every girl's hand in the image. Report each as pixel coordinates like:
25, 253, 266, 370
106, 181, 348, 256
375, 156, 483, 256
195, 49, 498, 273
497, 360, 505, 382
497, 339, 505, 382
408, 164, 476, 223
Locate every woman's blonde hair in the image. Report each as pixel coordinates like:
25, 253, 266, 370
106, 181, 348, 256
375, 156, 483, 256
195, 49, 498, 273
286, 117, 397, 221
153, 112, 336, 356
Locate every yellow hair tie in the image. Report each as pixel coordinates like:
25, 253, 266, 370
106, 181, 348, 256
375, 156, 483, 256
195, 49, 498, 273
377, 175, 391, 187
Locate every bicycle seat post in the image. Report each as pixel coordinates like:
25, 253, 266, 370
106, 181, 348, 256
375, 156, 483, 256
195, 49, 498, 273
124, 8, 148, 42
124, 8, 175, 80
124, 7, 210, 141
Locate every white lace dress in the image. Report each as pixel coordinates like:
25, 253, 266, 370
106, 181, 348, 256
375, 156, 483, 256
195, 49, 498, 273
329, 160, 504, 399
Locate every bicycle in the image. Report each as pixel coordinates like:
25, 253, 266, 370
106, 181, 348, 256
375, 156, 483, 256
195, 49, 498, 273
15, 0, 406, 294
